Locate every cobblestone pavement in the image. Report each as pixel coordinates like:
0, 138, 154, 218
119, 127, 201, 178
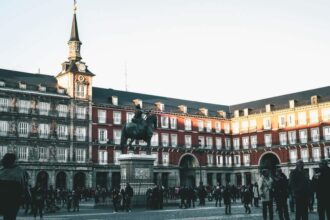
13, 201, 319, 220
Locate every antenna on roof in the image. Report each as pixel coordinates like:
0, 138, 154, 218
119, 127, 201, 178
38, 68, 40, 74
124, 60, 128, 91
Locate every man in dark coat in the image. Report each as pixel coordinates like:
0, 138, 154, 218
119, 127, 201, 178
274, 168, 290, 220
125, 183, 134, 212
313, 159, 330, 220
223, 184, 232, 214
289, 160, 310, 220
0, 153, 27, 220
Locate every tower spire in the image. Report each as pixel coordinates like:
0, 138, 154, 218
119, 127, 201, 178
68, 0, 82, 61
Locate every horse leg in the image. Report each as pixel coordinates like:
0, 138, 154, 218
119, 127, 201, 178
146, 139, 151, 155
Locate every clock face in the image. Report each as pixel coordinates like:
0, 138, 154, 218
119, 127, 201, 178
78, 63, 86, 72
78, 75, 85, 82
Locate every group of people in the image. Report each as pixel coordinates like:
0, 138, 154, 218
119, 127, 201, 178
110, 183, 134, 213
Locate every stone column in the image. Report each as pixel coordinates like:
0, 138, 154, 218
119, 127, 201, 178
67, 171, 73, 190
241, 172, 245, 186
86, 172, 92, 188
107, 171, 112, 190
49, 170, 56, 188
222, 173, 228, 186
212, 173, 217, 186
231, 173, 237, 185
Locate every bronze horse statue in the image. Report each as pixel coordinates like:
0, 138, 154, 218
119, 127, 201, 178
120, 113, 157, 152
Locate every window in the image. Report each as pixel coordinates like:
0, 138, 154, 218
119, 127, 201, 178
264, 134, 272, 147
0, 98, 9, 112
309, 110, 319, 124
57, 104, 68, 117
207, 154, 213, 166
225, 155, 232, 166
171, 134, 177, 147
75, 126, 86, 141
325, 147, 330, 159
162, 152, 169, 166
38, 147, 48, 161
215, 122, 221, 133
242, 137, 249, 149
249, 119, 257, 130
126, 112, 134, 123
17, 146, 28, 161
113, 129, 122, 145
0, 81, 5, 87
98, 129, 108, 144
324, 127, 330, 141
114, 151, 121, 165
313, 148, 320, 162
170, 117, 177, 129
300, 148, 308, 162
234, 155, 240, 166
38, 123, 49, 138
288, 131, 296, 144
232, 122, 239, 134
185, 135, 192, 148
299, 129, 308, 143
57, 148, 68, 162
287, 114, 295, 127
215, 138, 222, 149
251, 135, 257, 148
198, 136, 205, 147
225, 138, 231, 149
224, 123, 230, 134
38, 102, 50, 116
290, 150, 297, 163
184, 118, 192, 131
98, 110, 106, 123
151, 132, 159, 146
279, 132, 287, 145
278, 115, 286, 128
0, 121, 9, 136
57, 125, 68, 140
18, 122, 29, 137
322, 108, 330, 121
243, 154, 250, 166
206, 121, 212, 132
263, 118, 271, 130
161, 133, 169, 147
310, 128, 319, 142
241, 120, 248, 132
76, 83, 86, 98
113, 111, 121, 125
233, 138, 240, 150
18, 100, 30, 114
198, 120, 204, 132
76, 149, 86, 163
19, 83, 26, 89
76, 106, 86, 119
0, 146, 8, 159
152, 152, 158, 166
161, 116, 169, 128
298, 112, 307, 125
206, 137, 213, 149
98, 150, 108, 165
216, 155, 223, 167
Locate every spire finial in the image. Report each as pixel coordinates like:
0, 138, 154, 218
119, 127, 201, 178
73, 0, 77, 14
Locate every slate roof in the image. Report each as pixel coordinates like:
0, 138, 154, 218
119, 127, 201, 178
92, 87, 230, 117
70, 13, 80, 42
229, 86, 330, 114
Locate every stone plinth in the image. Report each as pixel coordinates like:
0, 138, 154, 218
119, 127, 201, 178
119, 154, 156, 206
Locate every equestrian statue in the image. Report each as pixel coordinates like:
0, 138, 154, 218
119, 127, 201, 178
120, 104, 157, 154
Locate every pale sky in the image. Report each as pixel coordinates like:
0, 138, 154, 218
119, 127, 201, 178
0, 0, 330, 105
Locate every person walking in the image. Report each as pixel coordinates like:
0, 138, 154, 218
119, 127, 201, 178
197, 182, 207, 206
223, 184, 232, 215
31, 183, 45, 220
313, 159, 330, 220
73, 190, 80, 212
214, 186, 221, 207
273, 168, 290, 220
289, 160, 310, 220
111, 187, 120, 213
125, 183, 134, 212
259, 169, 274, 220
242, 186, 252, 214
0, 153, 28, 220
252, 182, 260, 207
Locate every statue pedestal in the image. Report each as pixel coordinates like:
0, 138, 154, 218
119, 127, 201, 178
119, 154, 156, 206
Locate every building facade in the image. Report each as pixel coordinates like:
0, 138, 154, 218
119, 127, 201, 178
1, 7, 330, 190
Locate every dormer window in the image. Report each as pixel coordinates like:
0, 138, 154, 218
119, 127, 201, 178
199, 108, 208, 116
289, 100, 296, 109
112, 96, 118, 106
19, 82, 26, 90
39, 85, 46, 92
178, 105, 187, 114
57, 88, 65, 94
133, 99, 142, 108
265, 104, 274, 113
0, 81, 5, 87
217, 110, 226, 118
155, 102, 164, 111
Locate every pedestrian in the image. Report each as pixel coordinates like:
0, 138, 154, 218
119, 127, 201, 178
252, 182, 260, 207
73, 190, 80, 212
214, 186, 221, 207
242, 186, 252, 214
67, 190, 73, 212
259, 169, 274, 220
223, 184, 232, 214
179, 186, 187, 209
111, 187, 120, 213
197, 182, 206, 206
146, 188, 152, 209
312, 159, 330, 220
24, 185, 32, 214
0, 153, 28, 220
289, 160, 310, 220
273, 168, 290, 220
125, 183, 134, 212
187, 186, 195, 208
31, 183, 45, 220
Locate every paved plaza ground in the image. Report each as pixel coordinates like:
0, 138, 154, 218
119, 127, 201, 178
12, 200, 320, 220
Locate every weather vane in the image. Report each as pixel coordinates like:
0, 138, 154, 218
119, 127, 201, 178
73, 0, 77, 13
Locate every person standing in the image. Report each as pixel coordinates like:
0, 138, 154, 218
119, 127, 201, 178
197, 182, 206, 206
252, 182, 260, 207
223, 184, 232, 215
313, 159, 330, 220
125, 183, 134, 212
242, 186, 252, 214
259, 169, 274, 220
111, 187, 120, 213
273, 168, 290, 220
32, 183, 45, 220
0, 153, 27, 220
289, 160, 310, 220
214, 186, 221, 207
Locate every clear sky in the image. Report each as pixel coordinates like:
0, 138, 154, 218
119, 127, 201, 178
0, 0, 330, 105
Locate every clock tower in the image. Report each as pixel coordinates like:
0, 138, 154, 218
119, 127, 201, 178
56, 2, 94, 100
